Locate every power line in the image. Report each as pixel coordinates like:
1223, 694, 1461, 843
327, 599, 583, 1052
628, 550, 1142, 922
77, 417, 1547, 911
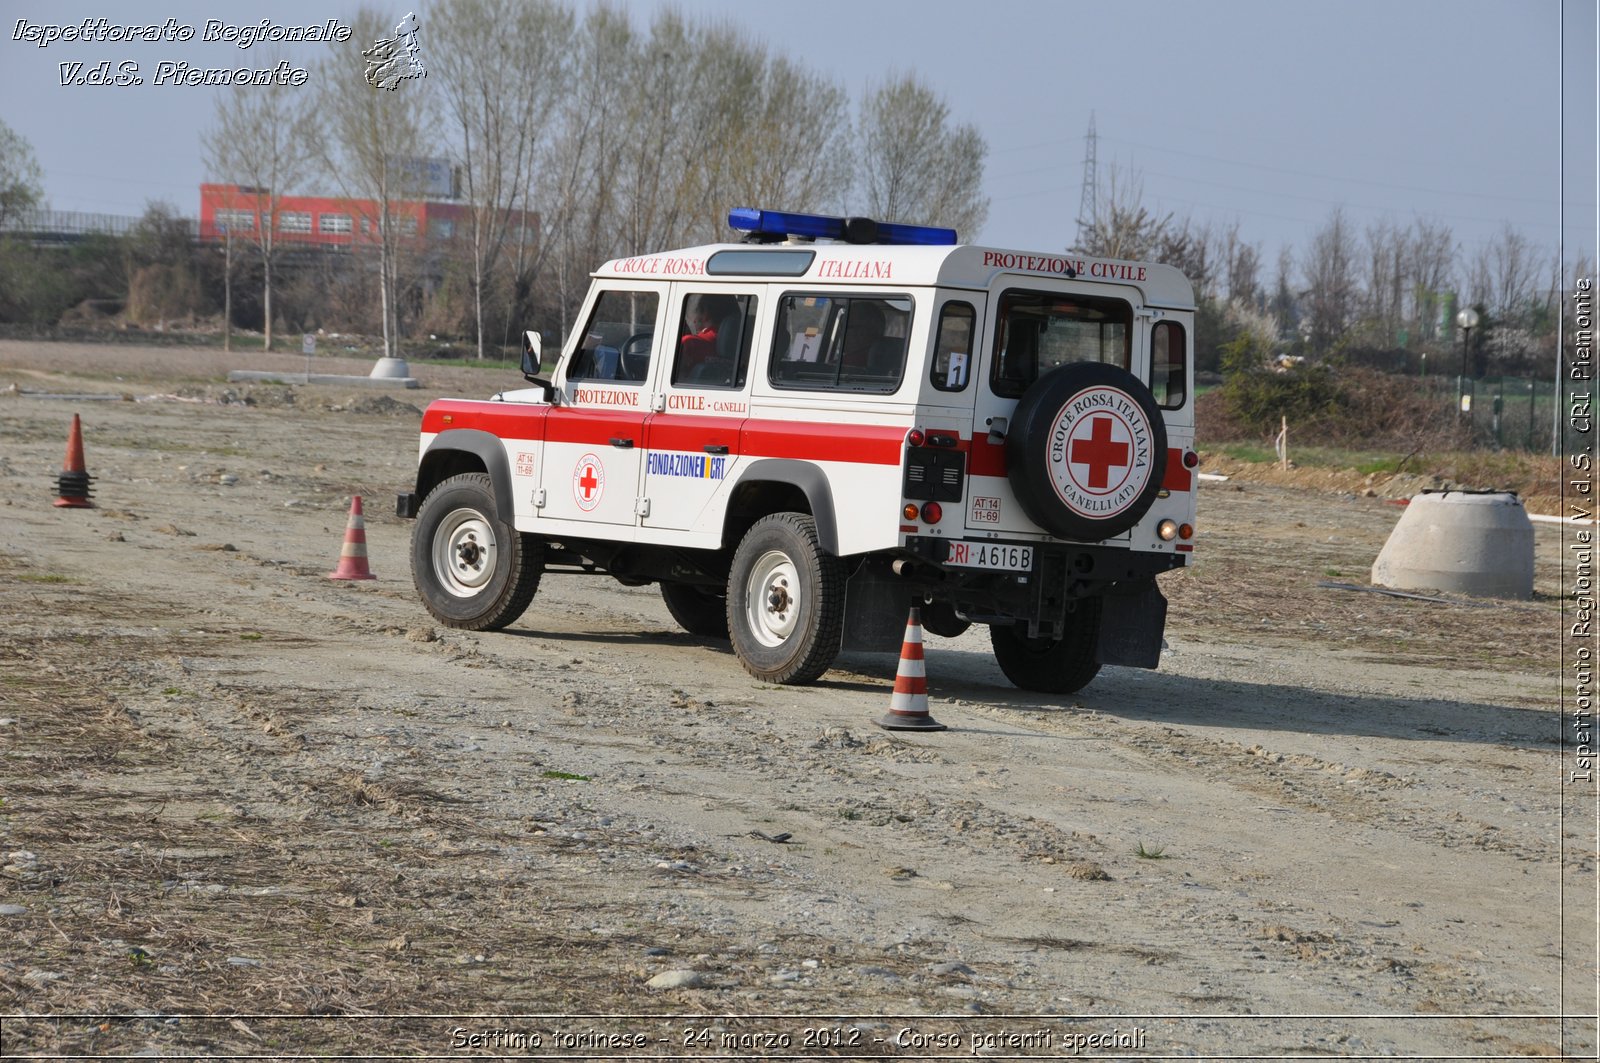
1099, 133, 1558, 208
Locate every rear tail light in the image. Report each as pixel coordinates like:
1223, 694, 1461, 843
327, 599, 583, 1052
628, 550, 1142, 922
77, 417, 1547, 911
906, 428, 926, 448
920, 501, 943, 524
1183, 450, 1199, 469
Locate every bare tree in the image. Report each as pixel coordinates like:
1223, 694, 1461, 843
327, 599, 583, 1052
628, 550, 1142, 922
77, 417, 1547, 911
724, 54, 852, 215
202, 58, 313, 351
531, 7, 856, 340
1072, 165, 1171, 261
1157, 218, 1215, 301
1221, 220, 1261, 307
1269, 244, 1299, 340
858, 72, 988, 239
1484, 222, 1539, 323
1405, 217, 1455, 341
1361, 219, 1406, 343
431, 0, 572, 358
310, 8, 436, 358
537, 5, 634, 339
1301, 207, 1359, 354
0, 119, 44, 229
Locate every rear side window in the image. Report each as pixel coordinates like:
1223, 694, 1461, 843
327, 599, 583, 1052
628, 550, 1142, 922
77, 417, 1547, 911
930, 302, 975, 392
1152, 320, 1186, 409
990, 290, 1130, 398
769, 293, 913, 393
568, 289, 659, 383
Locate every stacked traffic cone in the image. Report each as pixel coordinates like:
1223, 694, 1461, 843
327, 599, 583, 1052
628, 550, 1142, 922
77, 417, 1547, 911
875, 606, 946, 732
53, 414, 93, 508
327, 496, 377, 581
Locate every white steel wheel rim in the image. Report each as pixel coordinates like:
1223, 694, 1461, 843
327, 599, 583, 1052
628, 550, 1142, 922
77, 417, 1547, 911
745, 549, 801, 648
433, 507, 498, 598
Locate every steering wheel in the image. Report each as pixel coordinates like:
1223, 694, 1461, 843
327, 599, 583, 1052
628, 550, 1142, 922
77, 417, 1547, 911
620, 333, 653, 380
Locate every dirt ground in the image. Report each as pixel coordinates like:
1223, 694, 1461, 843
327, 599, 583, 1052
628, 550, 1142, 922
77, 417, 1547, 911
0, 339, 1592, 1059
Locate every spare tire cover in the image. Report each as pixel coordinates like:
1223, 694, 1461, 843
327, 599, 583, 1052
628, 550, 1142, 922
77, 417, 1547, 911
1004, 362, 1168, 541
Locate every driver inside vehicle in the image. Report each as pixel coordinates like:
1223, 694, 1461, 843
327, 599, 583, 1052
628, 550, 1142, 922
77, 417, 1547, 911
675, 293, 741, 384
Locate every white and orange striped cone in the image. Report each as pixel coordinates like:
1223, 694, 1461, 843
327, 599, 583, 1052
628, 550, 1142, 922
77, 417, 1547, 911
327, 495, 377, 581
875, 606, 946, 732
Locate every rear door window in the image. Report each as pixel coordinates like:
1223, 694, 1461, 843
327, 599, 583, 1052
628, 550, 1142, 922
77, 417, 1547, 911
990, 290, 1131, 398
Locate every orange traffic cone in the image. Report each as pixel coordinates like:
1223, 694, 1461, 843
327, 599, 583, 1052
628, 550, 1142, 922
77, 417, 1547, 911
875, 607, 946, 732
53, 414, 93, 508
327, 496, 377, 580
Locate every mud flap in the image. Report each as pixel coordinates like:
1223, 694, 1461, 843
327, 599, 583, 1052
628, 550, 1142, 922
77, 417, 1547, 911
1096, 580, 1166, 668
841, 560, 911, 653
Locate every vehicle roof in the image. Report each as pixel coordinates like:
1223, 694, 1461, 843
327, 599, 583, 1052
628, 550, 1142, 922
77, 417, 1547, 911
594, 241, 1196, 310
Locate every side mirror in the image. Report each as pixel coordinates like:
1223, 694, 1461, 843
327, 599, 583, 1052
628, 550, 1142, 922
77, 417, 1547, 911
521, 330, 543, 376
521, 330, 556, 403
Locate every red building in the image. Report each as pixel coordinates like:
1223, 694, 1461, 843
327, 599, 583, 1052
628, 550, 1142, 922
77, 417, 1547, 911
198, 183, 536, 249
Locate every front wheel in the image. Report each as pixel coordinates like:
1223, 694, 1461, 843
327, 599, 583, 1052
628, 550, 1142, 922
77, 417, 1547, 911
990, 598, 1103, 694
411, 472, 542, 630
727, 513, 844, 684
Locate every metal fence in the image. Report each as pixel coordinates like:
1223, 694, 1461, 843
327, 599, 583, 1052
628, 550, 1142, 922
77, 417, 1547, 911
1417, 373, 1564, 452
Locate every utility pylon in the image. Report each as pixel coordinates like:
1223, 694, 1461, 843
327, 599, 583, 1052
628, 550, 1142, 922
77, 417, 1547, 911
1075, 112, 1098, 251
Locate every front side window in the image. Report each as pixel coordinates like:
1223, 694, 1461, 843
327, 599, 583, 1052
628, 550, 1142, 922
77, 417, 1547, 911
1151, 320, 1187, 409
672, 292, 757, 389
991, 290, 1131, 398
769, 293, 913, 393
567, 289, 659, 383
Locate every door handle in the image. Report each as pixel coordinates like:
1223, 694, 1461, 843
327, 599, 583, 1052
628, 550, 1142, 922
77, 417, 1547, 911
609, 437, 634, 448
703, 444, 730, 455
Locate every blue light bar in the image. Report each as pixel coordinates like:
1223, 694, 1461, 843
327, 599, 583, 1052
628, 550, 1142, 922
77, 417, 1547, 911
728, 207, 957, 246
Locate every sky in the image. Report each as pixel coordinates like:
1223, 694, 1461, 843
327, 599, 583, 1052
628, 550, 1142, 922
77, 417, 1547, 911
1, 0, 1595, 281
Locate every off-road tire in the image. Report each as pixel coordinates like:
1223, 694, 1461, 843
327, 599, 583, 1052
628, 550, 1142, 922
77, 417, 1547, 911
727, 512, 844, 685
412, 472, 542, 630
1006, 362, 1168, 541
990, 598, 1103, 694
660, 582, 730, 639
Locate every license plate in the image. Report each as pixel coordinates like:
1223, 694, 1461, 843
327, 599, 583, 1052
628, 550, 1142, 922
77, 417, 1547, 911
944, 541, 1034, 572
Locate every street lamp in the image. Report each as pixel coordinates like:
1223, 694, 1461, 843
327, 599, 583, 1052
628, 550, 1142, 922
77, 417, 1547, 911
1455, 306, 1479, 415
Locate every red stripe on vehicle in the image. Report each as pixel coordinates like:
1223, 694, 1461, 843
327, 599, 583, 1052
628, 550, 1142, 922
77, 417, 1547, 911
968, 434, 1008, 478
543, 406, 648, 447
421, 399, 548, 440
1162, 450, 1192, 491
739, 421, 906, 465
646, 415, 742, 453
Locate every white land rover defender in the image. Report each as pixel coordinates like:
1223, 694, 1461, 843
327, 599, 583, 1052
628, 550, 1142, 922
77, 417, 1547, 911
398, 208, 1198, 693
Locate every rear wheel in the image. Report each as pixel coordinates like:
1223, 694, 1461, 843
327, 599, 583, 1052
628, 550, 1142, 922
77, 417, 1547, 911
727, 513, 844, 685
660, 582, 729, 639
412, 472, 542, 630
990, 598, 1103, 694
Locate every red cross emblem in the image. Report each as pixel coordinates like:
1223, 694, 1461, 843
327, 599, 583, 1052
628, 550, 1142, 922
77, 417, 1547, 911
573, 453, 604, 511
1069, 415, 1131, 490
